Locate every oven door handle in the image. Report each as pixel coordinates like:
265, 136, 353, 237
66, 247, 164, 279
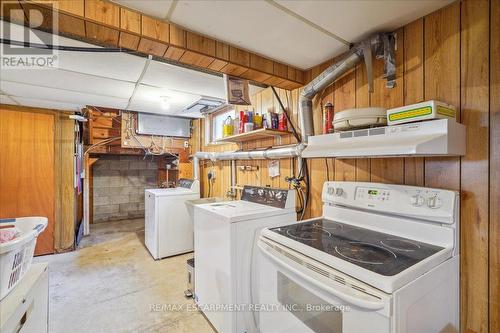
259, 241, 386, 311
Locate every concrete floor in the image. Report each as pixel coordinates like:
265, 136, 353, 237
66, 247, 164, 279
35, 218, 215, 333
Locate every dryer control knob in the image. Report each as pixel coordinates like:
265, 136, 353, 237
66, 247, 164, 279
427, 196, 442, 209
410, 194, 425, 207
327, 187, 335, 195
335, 188, 343, 196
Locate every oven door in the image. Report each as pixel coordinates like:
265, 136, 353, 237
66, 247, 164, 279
257, 238, 392, 333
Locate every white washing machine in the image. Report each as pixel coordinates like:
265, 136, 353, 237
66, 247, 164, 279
194, 186, 297, 333
145, 179, 200, 260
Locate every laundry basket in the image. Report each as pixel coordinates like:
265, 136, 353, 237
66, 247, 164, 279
0, 217, 48, 300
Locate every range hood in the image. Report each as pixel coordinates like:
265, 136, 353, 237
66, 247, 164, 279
302, 119, 466, 159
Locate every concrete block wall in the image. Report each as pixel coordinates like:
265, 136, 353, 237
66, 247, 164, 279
93, 155, 157, 223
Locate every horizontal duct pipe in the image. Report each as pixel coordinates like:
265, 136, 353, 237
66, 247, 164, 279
192, 144, 305, 180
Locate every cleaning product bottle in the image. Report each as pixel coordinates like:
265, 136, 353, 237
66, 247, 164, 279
278, 113, 288, 131
239, 111, 246, 134
254, 113, 263, 129
323, 102, 334, 134
223, 115, 234, 137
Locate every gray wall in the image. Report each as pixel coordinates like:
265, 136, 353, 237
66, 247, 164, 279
93, 156, 157, 223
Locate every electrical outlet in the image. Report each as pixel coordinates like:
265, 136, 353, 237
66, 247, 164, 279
239, 165, 259, 171
184, 141, 189, 148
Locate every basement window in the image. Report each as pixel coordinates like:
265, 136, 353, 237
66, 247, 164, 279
205, 106, 236, 144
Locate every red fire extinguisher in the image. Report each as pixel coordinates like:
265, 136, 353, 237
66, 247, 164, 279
323, 102, 334, 134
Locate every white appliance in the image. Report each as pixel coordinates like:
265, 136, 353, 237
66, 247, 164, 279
302, 118, 466, 158
258, 181, 459, 333
145, 179, 200, 260
194, 186, 297, 333
0, 263, 48, 333
332, 107, 387, 131
387, 100, 456, 126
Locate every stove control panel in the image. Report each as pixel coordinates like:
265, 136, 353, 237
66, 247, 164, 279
355, 187, 391, 202
241, 186, 295, 209
322, 181, 459, 224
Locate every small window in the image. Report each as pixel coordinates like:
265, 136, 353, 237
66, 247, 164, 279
205, 106, 236, 144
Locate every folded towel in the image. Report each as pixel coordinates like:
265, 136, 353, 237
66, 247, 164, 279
0, 226, 19, 243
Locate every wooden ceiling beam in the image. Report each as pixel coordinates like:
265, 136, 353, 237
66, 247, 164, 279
5, 0, 305, 90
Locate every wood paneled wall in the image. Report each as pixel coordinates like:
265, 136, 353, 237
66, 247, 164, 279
197, 1, 498, 332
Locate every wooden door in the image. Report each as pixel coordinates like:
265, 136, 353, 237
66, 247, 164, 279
0, 109, 56, 255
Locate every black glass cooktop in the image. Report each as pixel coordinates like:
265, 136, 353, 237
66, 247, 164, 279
270, 219, 444, 276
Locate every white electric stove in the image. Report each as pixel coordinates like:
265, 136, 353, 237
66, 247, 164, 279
258, 181, 460, 333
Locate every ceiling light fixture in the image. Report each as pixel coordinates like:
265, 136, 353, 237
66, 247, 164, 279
160, 95, 171, 110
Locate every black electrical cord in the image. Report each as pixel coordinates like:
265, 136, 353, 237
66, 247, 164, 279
296, 189, 304, 214
271, 86, 301, 143
0, 38, 138, 53
325, 158, 331, 181
271, 86, 310, 220
300, 161, 310, 221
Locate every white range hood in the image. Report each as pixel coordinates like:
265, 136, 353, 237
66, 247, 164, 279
302, 119, 466, 159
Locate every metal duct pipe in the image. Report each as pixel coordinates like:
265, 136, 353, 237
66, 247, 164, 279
299, 48, 363, 142
194, 144, 305, 161
299, 33, 395, 143
192, 144, 305, 180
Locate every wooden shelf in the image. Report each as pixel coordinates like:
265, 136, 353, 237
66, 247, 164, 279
217, 128, 291, 143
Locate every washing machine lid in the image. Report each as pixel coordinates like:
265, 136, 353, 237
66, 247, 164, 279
195, 200, 294, 223
146, 188, 198, 196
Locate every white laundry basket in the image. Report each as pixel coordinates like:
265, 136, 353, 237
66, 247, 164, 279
0, 217, 48, 300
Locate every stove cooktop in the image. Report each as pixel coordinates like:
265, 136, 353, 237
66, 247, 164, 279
269, 219, 444, 276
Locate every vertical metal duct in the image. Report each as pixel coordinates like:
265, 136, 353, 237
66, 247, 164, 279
299, 32, 396, 142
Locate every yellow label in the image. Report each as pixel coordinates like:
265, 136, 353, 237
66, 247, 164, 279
437, 105, 456, 117
389, 106, 432, 121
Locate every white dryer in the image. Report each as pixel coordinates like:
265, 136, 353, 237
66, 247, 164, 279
145, 179, 200, 260
193, 186, 296, 333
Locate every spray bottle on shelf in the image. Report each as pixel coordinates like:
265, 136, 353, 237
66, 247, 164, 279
323, 102, 334, 134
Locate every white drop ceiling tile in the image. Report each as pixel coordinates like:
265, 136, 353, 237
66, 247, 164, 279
0, 68, 135, 99
1, 81, 129, 109
112, 0, 173, 18
277, 0, 454, 43
57, 51, 147, 82
1, 20, 146, 82
128, 84, 200, 115
142, 61, 226, 99
11, 97, 82, 111
0, 95, 18, 106
169, 0, 347, 69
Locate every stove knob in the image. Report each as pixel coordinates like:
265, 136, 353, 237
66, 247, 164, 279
335, 188, 344, 196
327, 187, 335, 195
275, 192, 283, 200
427, 196, 442, 209
410, 194, 425, 207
